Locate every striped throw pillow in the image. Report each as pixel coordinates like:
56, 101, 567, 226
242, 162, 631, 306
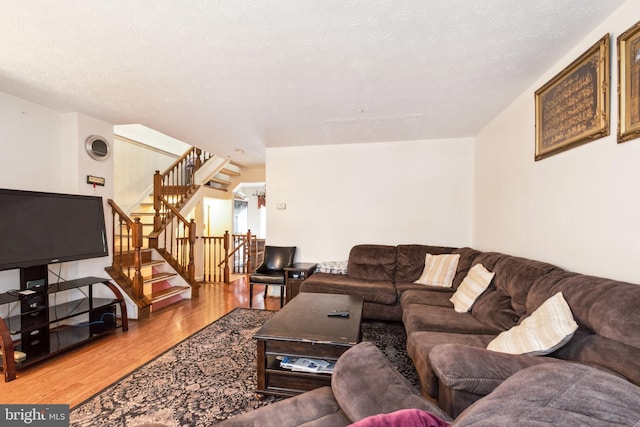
414, 253, 460, 288
487, 292, 578, 356
449, 263, 494, 312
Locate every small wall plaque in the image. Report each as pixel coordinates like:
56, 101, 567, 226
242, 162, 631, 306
87, 175, 106, 186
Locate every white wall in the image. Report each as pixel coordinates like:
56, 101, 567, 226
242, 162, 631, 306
266, 139, 474, 262
115, 124, 190, 157
474, 0, 640, 284
114, 136, 178, 212
0, 91, 114, 294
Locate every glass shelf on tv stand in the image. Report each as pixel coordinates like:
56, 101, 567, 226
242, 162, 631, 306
0, 276, 128, 382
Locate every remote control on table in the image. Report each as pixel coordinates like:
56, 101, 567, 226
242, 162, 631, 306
327, 310, 349, 318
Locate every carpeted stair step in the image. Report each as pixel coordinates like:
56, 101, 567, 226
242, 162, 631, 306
144, 272, 178, 284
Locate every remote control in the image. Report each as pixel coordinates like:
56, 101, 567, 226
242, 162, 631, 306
327, 310, 349, 318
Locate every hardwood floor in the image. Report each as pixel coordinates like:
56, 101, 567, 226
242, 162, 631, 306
1, 278, 281, 407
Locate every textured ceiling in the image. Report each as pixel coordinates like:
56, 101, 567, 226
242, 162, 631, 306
0, 0, 624, 166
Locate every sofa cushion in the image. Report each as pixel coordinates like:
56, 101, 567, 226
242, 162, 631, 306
403, 304, 500, 335
491, 255, 560, 317
429, 343, 565, 397
396, 281, 458, 295
467, 251, 507, 271
487, 292, 578, 356
467, 254, 560, 330
300, 273, 397, 305
414, 254, 460, 288
449, 264, 494, 313
331, 342, 450, 423
347, 245, 396, 281
396, 247, 483, 294
470, 289, 519, 331
400, 289, 454, 309
452, 363, 640, 427
551, 328, 640, 387
406, 331, 496, 398
527, 271, 640, 349
395, 245, 456, 283
526, 272, 640, 387
449, 247, 484, 288
299, 409, 352, 427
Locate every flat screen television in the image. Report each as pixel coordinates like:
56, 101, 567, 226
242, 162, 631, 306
0, 188, 109, 273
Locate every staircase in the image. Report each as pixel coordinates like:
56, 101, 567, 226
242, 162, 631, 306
106, 147, 214, 319
132, 195, 192, 309
107, 242, 192, 318
107, 146, 257, 318
206, 162, 242, 192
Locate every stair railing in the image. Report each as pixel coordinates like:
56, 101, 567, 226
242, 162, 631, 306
202, 232, 228, 283
107, 199, 144, 299
202, 230, 255, 283
231, 232, 255, 274
153, 147, 213, 214
144, 146, 213, 292
148, 195, 197, 286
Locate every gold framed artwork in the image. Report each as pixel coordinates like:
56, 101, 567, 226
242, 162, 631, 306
617, 21, 640, 143
535, 34, 610, 161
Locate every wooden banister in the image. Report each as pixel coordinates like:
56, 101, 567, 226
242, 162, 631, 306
107, 199, 144, 299
201, 230, 258, 284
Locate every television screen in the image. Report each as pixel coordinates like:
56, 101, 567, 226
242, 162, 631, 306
0, 188, 108, 272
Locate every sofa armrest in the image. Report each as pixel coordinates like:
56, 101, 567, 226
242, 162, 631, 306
453, 363, 640, 426
429, 343, 564, 396
217, 386, 347, 427
331, 342, 451, 423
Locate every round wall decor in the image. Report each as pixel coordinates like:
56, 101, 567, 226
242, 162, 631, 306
85, 135, 110, 161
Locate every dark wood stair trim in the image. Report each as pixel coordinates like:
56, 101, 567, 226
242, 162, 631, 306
149, 286, 190, 303
143, 272, 178, 284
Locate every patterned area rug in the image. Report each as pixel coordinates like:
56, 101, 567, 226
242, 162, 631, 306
70, 308, 418, 426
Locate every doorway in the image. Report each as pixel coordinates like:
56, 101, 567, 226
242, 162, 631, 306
233, 199, 248, 234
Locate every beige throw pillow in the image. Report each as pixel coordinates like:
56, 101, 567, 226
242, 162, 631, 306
449, 263, 494, 313
487, 292, 578, 356
414, 253, 460, 288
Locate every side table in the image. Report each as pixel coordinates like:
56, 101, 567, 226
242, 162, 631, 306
284, 263, 317, 304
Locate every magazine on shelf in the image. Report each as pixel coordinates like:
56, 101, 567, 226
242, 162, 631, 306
278, 356, 335, 373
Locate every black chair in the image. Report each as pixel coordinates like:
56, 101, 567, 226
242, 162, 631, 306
249, 246, 296, 308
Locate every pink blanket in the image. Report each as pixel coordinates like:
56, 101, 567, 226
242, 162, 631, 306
349, 408, 450, 427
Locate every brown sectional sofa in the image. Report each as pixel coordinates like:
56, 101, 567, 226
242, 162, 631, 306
299, 244, 640, 417
301, 244, 457, 321
218, 341, 640, 426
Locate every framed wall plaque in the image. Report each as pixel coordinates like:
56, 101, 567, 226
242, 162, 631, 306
535, 34, 610, 161
617, 21, 640, 143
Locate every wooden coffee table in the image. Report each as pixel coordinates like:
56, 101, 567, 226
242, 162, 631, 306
253, 292, 364, 397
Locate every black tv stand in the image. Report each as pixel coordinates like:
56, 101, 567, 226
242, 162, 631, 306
0, 276, 128, 382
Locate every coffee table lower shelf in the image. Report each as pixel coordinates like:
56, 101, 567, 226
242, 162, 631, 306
260, 368, 332, 397
255, 339, 350, 397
